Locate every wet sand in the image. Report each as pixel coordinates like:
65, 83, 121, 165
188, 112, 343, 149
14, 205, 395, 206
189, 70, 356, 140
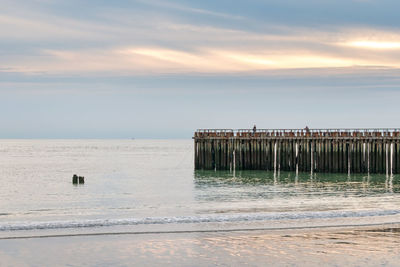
1, 224, 400, 267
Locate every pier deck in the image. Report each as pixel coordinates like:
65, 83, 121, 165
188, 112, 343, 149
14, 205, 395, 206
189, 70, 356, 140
193, 129, 400, 174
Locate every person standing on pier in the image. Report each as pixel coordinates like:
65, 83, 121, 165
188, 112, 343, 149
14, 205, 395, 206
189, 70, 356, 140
253, 125, 257, 135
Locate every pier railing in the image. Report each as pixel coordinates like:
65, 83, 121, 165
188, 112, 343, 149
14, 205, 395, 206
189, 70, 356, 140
194, 128, 400, 138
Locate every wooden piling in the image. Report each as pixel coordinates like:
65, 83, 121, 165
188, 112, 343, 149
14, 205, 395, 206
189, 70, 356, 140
194, 128, 400, 174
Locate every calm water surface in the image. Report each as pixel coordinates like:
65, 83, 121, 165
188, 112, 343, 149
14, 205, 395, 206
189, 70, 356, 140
1, 139, 400, 235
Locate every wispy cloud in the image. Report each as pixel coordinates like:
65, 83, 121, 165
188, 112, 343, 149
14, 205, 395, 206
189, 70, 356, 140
345, 41, 400, 49
2, 0, 400, 76
4, 43, 398, 76
134, 0, 244, 20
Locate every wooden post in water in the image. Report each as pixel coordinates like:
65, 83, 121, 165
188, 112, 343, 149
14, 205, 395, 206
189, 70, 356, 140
193, 128, 400, 174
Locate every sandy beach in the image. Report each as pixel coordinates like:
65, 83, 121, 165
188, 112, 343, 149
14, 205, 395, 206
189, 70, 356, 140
1, 224, 400, 266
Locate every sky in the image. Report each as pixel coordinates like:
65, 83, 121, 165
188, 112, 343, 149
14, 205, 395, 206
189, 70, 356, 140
1, 0, 400, 138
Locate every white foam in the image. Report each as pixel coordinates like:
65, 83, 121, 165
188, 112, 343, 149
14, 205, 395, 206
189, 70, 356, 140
1, 209, 400, 231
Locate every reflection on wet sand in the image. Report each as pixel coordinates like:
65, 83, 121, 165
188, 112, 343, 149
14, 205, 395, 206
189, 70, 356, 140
1, 226, 399, 266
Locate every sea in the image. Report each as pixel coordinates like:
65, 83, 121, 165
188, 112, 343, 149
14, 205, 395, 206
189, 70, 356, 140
1, 139, 400, 266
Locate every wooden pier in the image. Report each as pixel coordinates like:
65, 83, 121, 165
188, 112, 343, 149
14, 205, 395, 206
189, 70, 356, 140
193, 128, 400, 174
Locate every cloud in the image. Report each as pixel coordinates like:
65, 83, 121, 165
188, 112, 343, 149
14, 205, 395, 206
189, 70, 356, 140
3, 43, 399, 76
134, 0, 244, 20
345, 41, 400, 49
2, 0, 400, 76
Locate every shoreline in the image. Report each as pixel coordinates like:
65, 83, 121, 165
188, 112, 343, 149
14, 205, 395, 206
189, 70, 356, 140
2, 221, 400, 240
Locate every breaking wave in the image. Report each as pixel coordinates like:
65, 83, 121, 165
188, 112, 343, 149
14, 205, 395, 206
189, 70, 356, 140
2, 209, 400, 231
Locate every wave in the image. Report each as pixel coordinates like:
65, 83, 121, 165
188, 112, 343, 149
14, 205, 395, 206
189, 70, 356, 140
2, 209, 400, 231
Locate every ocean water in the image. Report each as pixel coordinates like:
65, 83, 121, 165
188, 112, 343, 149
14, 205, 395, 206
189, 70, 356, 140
1, 139, 400, 238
